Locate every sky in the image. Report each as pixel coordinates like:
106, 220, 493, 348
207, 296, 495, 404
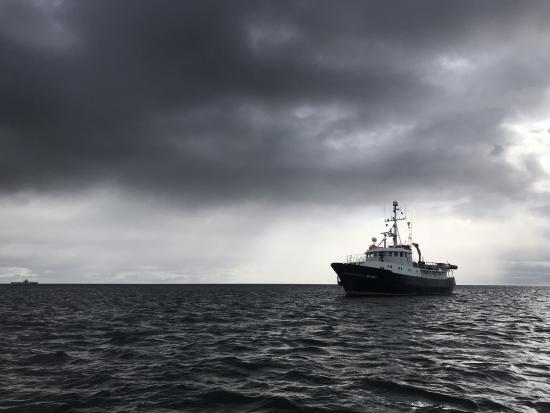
1, 0, 550, 284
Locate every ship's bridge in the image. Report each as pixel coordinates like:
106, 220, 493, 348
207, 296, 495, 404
365, 245, 413, 263
344, 245, 415, 265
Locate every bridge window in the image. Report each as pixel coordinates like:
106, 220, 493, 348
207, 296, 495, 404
399, 252, 403, 257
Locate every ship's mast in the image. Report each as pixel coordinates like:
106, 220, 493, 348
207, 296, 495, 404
392, 201, 399, 246
383, 201, 406, 247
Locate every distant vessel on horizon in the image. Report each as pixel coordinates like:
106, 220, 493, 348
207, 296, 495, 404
331, 201, 457, 296
10, 279, 38, 285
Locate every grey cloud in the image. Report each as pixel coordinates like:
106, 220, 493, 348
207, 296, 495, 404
1, 0, 550, 208
503, 261, 550, 285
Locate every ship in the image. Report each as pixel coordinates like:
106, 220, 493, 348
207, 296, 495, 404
331, 201, 457, 296
10, 279, 38, 285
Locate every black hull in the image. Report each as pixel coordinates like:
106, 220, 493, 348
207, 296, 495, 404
331, 263, 455, 296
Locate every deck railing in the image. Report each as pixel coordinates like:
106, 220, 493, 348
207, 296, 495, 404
345, 253, 366, 265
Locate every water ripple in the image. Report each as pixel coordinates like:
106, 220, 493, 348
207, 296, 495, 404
1, 284, 549, 412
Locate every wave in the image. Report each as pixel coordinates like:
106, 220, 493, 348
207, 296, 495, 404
361, 377, 479, 411
1, 284, 549, 412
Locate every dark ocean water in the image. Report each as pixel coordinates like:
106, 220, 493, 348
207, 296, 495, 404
1, 285, 549, 413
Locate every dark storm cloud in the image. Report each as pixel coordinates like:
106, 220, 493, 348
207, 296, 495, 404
2, 0, 550, 204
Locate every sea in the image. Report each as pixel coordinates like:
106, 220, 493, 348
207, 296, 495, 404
1, 284, 549, 413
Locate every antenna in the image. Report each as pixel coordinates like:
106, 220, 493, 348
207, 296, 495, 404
381, 201, 407, 247
409, 207, 413, 244
392, 201, 398, 246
